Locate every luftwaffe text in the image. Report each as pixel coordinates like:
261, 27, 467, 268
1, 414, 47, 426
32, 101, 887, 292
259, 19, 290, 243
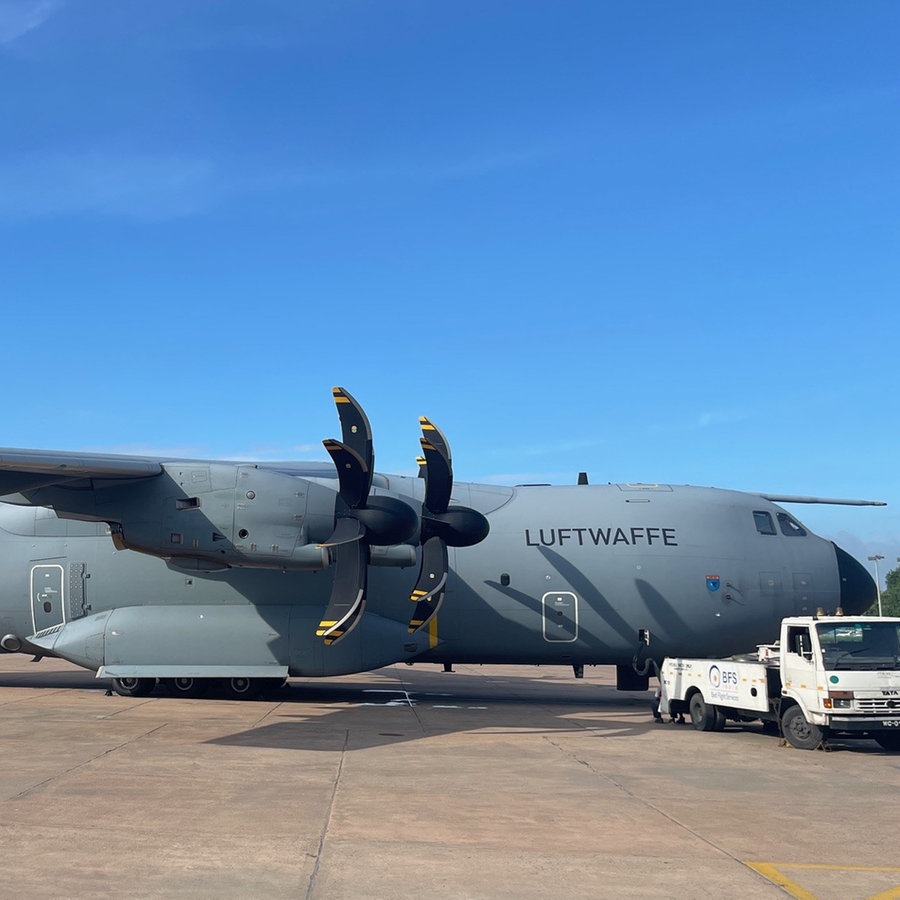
524, 526, 678, 548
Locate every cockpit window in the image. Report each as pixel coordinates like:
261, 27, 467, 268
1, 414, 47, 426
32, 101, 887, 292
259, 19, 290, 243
777, 512, 807, 536
753, 511, 776, 535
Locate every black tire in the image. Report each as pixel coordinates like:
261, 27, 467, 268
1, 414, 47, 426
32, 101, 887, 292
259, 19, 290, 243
780, 704, 824, 750
223, 677, 262, 700
689, 692, 725, 732
874, 731, 900, 752
111, 676, 156, 698
165, 677, 208, 698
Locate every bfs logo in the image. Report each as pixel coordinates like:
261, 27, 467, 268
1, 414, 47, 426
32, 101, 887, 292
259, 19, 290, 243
709, 664, 738, 689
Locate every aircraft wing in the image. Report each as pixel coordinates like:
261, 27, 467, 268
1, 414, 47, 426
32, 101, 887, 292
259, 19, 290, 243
0, 448, 163, 495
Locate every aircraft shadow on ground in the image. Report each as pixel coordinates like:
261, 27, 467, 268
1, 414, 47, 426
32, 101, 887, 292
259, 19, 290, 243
206, 673, 659, 751
205, 678, 888, 754
0, 669, 888, 755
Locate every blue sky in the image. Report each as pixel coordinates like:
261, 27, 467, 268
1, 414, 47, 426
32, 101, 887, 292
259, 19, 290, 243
1, 2, 898, 578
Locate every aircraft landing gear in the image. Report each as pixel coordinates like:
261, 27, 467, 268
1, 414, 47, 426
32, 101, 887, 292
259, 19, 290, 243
110, 676, 156, 698
163, 677, 208, 698
224, 677, 263, 700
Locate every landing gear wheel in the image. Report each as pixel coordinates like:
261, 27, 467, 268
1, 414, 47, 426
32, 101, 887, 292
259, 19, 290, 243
874, 731, 900, 752
780, 705, 824, 750
165, 677, 208, 698
224, 677, 262, 700
689, 693, 726, 732
111, 676, 156, 698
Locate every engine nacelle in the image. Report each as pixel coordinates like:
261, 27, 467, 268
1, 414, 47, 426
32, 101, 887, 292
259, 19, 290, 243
108, 463, 341, 570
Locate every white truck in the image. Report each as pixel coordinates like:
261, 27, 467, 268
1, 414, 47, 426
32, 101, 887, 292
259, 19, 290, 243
659, 615, 900, 750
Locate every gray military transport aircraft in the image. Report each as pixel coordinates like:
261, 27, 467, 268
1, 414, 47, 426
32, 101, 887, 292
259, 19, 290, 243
0, 388, 882, 699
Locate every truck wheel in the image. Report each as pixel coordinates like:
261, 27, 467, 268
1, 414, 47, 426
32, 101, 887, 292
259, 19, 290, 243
712, 706, 727, 731
874, 731, 900, 752
780, 704, 823, 750
111, 676, 156, 698
689, 693, 724, 732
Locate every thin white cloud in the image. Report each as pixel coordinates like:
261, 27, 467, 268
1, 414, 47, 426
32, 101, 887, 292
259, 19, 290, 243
698, 409, 748, 428
0, 0, 61, 45
0, 152, 216, 221
0, 138, 550, 222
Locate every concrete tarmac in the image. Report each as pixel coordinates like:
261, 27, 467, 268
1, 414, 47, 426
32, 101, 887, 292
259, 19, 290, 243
0, 655, 898, 900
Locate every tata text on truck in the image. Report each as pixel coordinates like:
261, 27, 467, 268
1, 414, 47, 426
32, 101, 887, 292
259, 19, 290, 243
659, 616, 900, 750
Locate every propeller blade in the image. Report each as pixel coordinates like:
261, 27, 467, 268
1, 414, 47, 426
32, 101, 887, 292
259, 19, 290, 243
318, 515, 365, 549
419, 417, 452, 513
410, 415, 487, 631
409, 417, 453, 633
323, 439, 369, 509
316, 537, 368, 645
332, 387, 373, 495
408, 536, 448, 632
317, 387, 418, 646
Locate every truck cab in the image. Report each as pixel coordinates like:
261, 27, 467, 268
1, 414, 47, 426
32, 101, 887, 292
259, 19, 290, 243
660, 615, 900, 751
787, 615, 900, 722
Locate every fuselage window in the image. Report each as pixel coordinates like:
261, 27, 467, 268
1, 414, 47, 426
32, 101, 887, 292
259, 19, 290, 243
777, 512, 807, 537
753, 511, 776, 535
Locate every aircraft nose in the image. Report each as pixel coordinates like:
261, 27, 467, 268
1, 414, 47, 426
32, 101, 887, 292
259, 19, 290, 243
833, 542, 877, 615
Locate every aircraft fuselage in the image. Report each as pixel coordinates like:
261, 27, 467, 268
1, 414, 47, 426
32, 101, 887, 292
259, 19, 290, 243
0, 476, 874, 684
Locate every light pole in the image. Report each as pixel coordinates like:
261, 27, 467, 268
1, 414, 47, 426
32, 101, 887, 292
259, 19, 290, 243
868, 555, 884, 616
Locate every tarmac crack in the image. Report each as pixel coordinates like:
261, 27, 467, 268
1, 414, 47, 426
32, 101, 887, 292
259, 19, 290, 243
96, 696, 160, 717
248, 699, 285, 729
542, 735, 753, 870
6, 723, 169, 802
305, 727, 349, 899
0, 687, 90, 708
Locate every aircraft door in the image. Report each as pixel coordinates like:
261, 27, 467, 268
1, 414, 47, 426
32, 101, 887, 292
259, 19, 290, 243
542, 591, 578, 643
30, 564, 66, 634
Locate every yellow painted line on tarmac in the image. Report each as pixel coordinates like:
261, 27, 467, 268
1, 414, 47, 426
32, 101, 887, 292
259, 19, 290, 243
747, 862, 900, 900
869, 888, 900, 900
746, 863, 817, 900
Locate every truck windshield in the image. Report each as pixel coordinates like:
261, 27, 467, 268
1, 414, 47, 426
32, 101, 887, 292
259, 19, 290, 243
817, 622, 900, 671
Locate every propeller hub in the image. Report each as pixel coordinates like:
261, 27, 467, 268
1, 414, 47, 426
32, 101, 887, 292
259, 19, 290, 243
355, 495, 418, 546
423, 507, 490, 547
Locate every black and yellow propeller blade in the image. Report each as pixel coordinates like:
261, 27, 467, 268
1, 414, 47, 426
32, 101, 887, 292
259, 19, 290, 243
316, 528, 367, 645
318, 388, 417, 645
408, 417, 489, 633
